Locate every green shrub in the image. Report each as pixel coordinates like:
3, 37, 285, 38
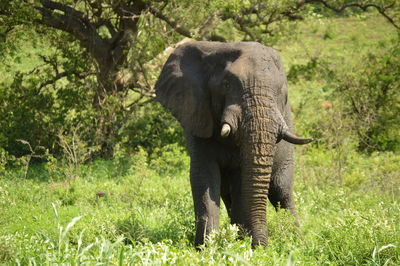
335, 35, 400, 153
122, 102, 184, 155
150, 143, 189, 177
0, 147, 9, 172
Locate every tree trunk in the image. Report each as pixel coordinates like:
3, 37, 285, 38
92, 61, 126, 158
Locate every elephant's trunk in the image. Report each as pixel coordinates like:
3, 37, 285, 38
237, 79, 278, 246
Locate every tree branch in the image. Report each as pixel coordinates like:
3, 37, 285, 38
221, 12, 259, 41
148, 6, 192, 38
95, 17, 117, 37
35, 72, 70, 94
218, 0, 399, 43
303, 0, 399, 29
129, 87, 156, 99
35, 0, 109, 62
18, 68, 95, 100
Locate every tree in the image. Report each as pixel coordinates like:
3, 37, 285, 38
0, 0, 398, 158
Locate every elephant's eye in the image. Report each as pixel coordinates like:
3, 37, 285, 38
222, 80, 230, 90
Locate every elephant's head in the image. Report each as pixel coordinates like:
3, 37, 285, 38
155, 41, 311, 246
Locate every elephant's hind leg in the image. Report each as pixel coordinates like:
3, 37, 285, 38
220, 172, 231, 218
269, 143, 299, 226
220, 190, 232, 218
268, 182, 299, 226
220, 167, 239, 219
220, 167, 242, 222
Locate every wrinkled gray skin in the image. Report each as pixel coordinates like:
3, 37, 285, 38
155, 41, 312, 247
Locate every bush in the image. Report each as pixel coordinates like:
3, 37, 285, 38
150, 143, 189, 177
335, 35, 400, 153
121, 102, 184, 155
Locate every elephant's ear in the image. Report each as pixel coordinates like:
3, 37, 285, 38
155, 45, 214, 138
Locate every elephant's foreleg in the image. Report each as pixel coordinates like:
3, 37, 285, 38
190, 158, 221, 246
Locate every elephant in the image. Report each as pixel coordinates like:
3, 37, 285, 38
155, 41, 312, 247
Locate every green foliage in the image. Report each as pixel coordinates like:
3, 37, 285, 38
287, 57, 320, 83
0, 149, 399, 264
122, 102, 184, 155
0, 147, 9, 172
282, 13, 399, 154
214, 0, 310, 44
335, 35, 400, 153
150, 143, 189, 177
0, 29, 96, 157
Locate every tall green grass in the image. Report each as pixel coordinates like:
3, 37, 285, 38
0, 146, 399, 264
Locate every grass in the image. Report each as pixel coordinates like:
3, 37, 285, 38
0, 148, 399, 264
1, 12, 399, 265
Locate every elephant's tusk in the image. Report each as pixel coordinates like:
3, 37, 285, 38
221, 123, 231, 138
282, 131, 313, 145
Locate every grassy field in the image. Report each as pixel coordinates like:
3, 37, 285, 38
1, 14, 399, 265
